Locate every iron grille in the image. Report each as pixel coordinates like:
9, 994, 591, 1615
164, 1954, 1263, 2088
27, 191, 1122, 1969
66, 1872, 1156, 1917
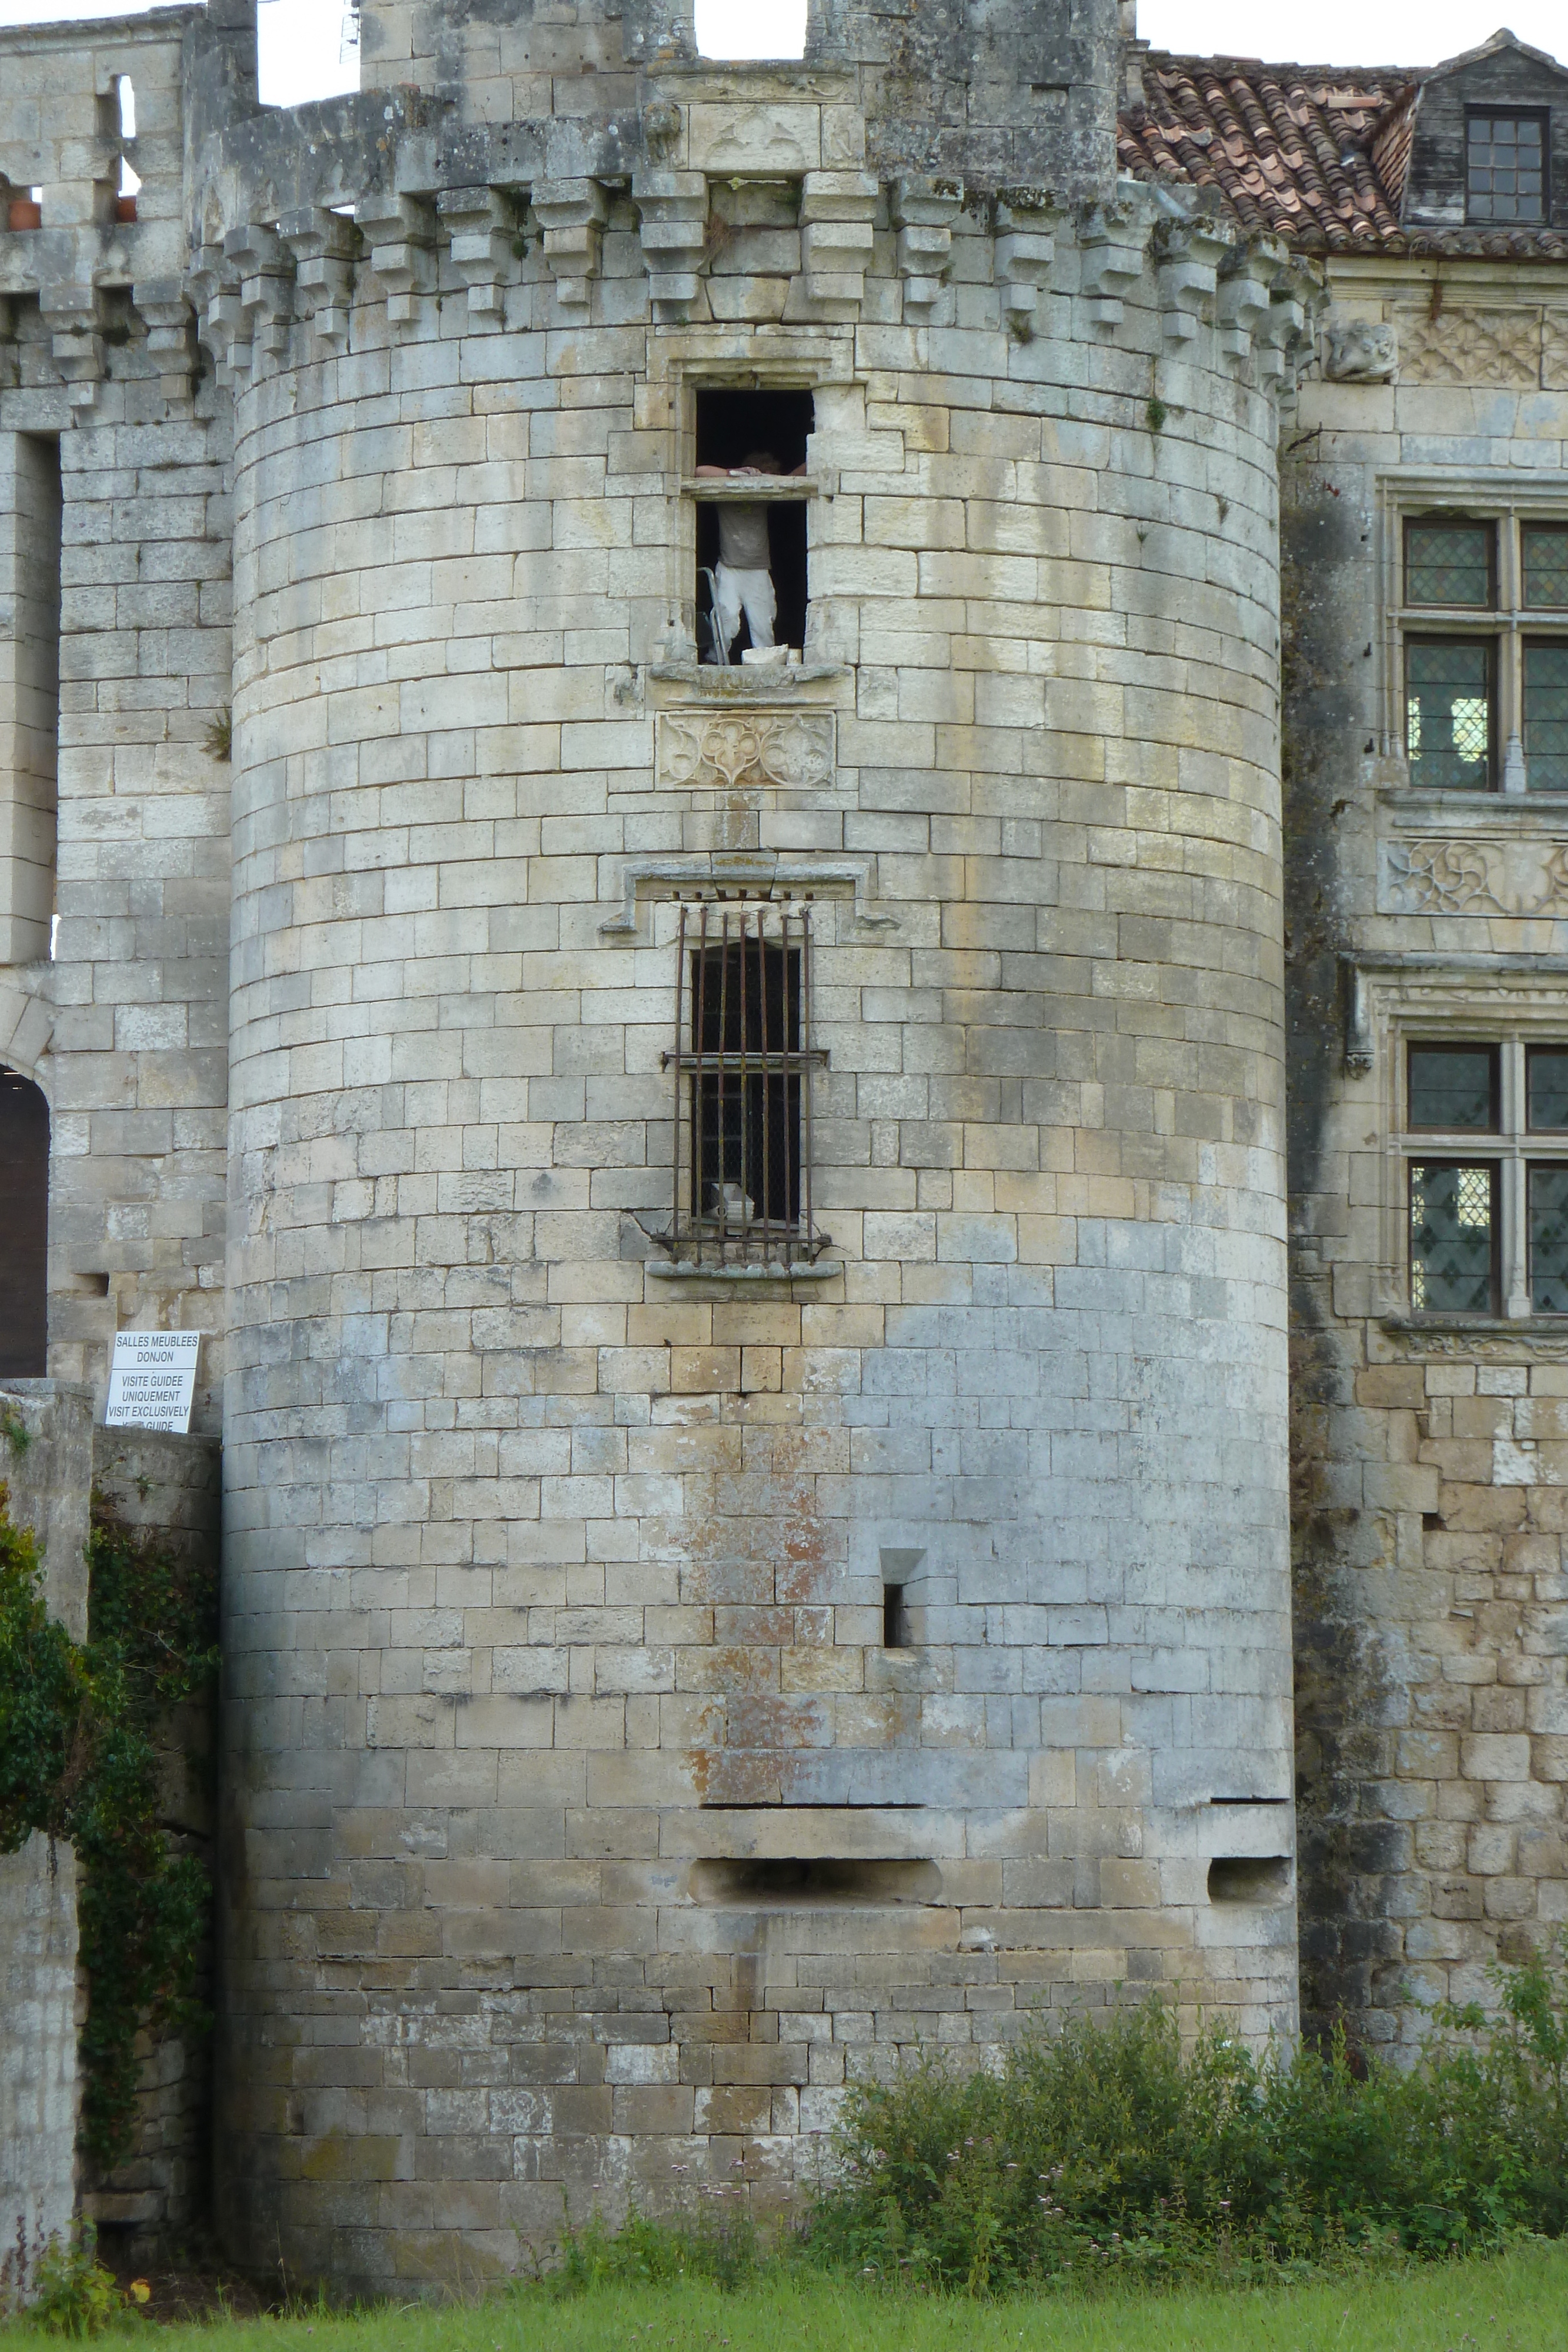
656, 901, 830, 1267
1524, 641, 1568, 790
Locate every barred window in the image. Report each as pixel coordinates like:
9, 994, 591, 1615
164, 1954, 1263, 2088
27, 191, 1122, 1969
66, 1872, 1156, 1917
1406, 638, 1493, 788
657, 901, 830, 1268
1391, 509, 1568, 792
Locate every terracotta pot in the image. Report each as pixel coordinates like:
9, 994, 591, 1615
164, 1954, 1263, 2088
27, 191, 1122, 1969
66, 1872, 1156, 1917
7, 198, 42, 230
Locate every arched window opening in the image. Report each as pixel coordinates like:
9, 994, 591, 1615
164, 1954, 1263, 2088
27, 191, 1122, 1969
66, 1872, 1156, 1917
0, 1065, 48, 1378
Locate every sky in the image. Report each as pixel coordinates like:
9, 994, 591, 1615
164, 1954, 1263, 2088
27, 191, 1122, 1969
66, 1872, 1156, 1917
0, 0, 1560, 106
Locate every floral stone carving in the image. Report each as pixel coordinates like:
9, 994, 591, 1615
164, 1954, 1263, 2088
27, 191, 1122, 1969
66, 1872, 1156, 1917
1392, 306, 1540, 388
1379, 836, 1568, 917
655, 709, 836, 792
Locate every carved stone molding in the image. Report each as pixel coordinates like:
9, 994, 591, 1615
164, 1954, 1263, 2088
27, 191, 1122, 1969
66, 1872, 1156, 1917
1325, 320, 1396, 382
1545, 311, 1568, 391
1378, 836, 1568, 918
1393, 305, 1539, 387
655, 708, 836, 793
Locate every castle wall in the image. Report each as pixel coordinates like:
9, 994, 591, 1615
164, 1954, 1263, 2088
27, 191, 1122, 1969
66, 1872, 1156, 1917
1284, 260, 1568, 2049
0, 1381, 92, 2306
199, 78, 1312, 2283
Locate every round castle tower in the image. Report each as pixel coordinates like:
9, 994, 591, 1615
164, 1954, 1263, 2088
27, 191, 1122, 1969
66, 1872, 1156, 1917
205, 0, 1318, 2287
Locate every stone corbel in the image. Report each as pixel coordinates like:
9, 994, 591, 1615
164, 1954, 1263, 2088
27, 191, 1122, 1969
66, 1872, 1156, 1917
1155, 218, 1230, 347
632, 168, 707, 324
1216, 245, 1274, 375
992, 191, 1057, 339
891, 176, 963, 322
39, 283, 105, 412
1078, 204, 1145, 336
357, 192, 436, 324
532, 178, 610, 314
186, 242, 244, 387
800, 172, 878, 316
279, 208, 357, 353
437, 184, 520, 326
1256, 265, 1315, 393
225, 222, 294, 376
133, 278, 195, 401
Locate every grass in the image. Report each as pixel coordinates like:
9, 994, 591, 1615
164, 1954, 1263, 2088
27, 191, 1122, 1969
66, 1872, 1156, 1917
20, 2244, 1566, 2352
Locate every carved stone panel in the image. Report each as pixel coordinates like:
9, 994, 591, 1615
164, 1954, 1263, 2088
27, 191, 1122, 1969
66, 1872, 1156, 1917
1325, 320, 1397, 382
1392, 306, 1540, 387
654, 708, 837, 793
1379, 835, 1568, 917
1545, 311, 1568, 391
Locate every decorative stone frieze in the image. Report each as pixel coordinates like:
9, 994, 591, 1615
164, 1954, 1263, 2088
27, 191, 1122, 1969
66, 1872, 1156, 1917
1378, 835, 1568, 918
1543, 310, 1568, 389
654, 707, 837, 792
1393, 303, 1540, 386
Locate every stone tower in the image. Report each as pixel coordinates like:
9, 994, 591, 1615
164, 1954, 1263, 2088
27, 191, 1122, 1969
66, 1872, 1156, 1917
0, 0, 1319, 2292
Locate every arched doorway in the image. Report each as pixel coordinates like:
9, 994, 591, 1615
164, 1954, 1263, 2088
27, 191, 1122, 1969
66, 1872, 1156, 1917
0, 1065, 48, 1376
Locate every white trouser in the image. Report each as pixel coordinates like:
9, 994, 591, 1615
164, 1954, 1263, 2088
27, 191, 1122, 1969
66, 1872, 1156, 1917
713, 563, 776, 658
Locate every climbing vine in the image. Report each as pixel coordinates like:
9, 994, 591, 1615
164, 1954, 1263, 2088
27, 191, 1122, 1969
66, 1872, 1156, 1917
0, 1484, 218, 2166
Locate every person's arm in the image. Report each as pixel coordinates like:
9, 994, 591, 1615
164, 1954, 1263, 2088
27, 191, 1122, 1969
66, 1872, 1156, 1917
694, 463, 731, 477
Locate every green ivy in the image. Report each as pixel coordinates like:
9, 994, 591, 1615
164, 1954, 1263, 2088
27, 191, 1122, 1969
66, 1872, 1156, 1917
0, 1485, 218, 2167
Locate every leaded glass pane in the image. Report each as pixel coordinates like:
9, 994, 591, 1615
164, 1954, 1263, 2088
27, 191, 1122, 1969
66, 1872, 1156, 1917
1525, 642, 1568, 791
1529, 1048, 1568, 1130
1466, 111, 1546, 223
1523, 526, 1568, 610
1409, 1044, 1497, 1130
1530, 1166, 1568, 1314
1410, 1163, 1495, 1313
1406, 640, 1493, 788
1406, 522, 1493, 608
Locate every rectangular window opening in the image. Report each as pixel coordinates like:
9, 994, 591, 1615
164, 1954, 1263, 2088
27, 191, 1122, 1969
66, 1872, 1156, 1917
656, 901, 829, 1269
1523, 524, 1568, 610
1529, 1047, 1568, 1130
1524, 640, 1568, 791
1405, 517, 1495, 609
1408, 1043, 1499, 1131
1530, 1164, 1568, 1313
1410, 1160, 1499, 1314
1466, 109, 1548, 225
882, 1583, 908, 1649
693, 387, 813, 663
1406, 637, 1494, 789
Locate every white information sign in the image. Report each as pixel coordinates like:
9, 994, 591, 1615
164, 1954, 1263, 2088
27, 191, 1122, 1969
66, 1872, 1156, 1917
104, 1331, 201, 1434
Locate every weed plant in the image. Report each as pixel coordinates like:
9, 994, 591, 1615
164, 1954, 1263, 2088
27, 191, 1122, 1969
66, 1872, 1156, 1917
807, 1937, 1568, 2293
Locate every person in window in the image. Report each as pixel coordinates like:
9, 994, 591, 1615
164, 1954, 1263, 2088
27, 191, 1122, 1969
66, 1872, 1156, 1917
693, 449, 804, 662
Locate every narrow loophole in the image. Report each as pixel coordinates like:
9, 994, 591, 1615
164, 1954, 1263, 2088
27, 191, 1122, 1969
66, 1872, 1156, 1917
883, 1583, 908, 1649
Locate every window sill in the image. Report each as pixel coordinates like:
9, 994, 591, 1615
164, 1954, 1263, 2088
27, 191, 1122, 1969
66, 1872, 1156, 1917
647, 1258, 845, 1285
1380, 787, 1568, 820
1382, 1312, 1568, 1337
682, 478, 816, 502
648, 659, 847, 697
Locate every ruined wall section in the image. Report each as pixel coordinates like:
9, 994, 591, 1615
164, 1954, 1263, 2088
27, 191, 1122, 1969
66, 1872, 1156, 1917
0, 1381, 92, 2306
1283, 261, 1568, 2052
196, 73, 1316, 2286
0, 11, 239, 1429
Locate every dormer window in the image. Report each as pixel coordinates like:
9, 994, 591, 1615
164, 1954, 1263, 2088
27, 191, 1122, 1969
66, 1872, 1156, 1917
1465, 109, 1548, 223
